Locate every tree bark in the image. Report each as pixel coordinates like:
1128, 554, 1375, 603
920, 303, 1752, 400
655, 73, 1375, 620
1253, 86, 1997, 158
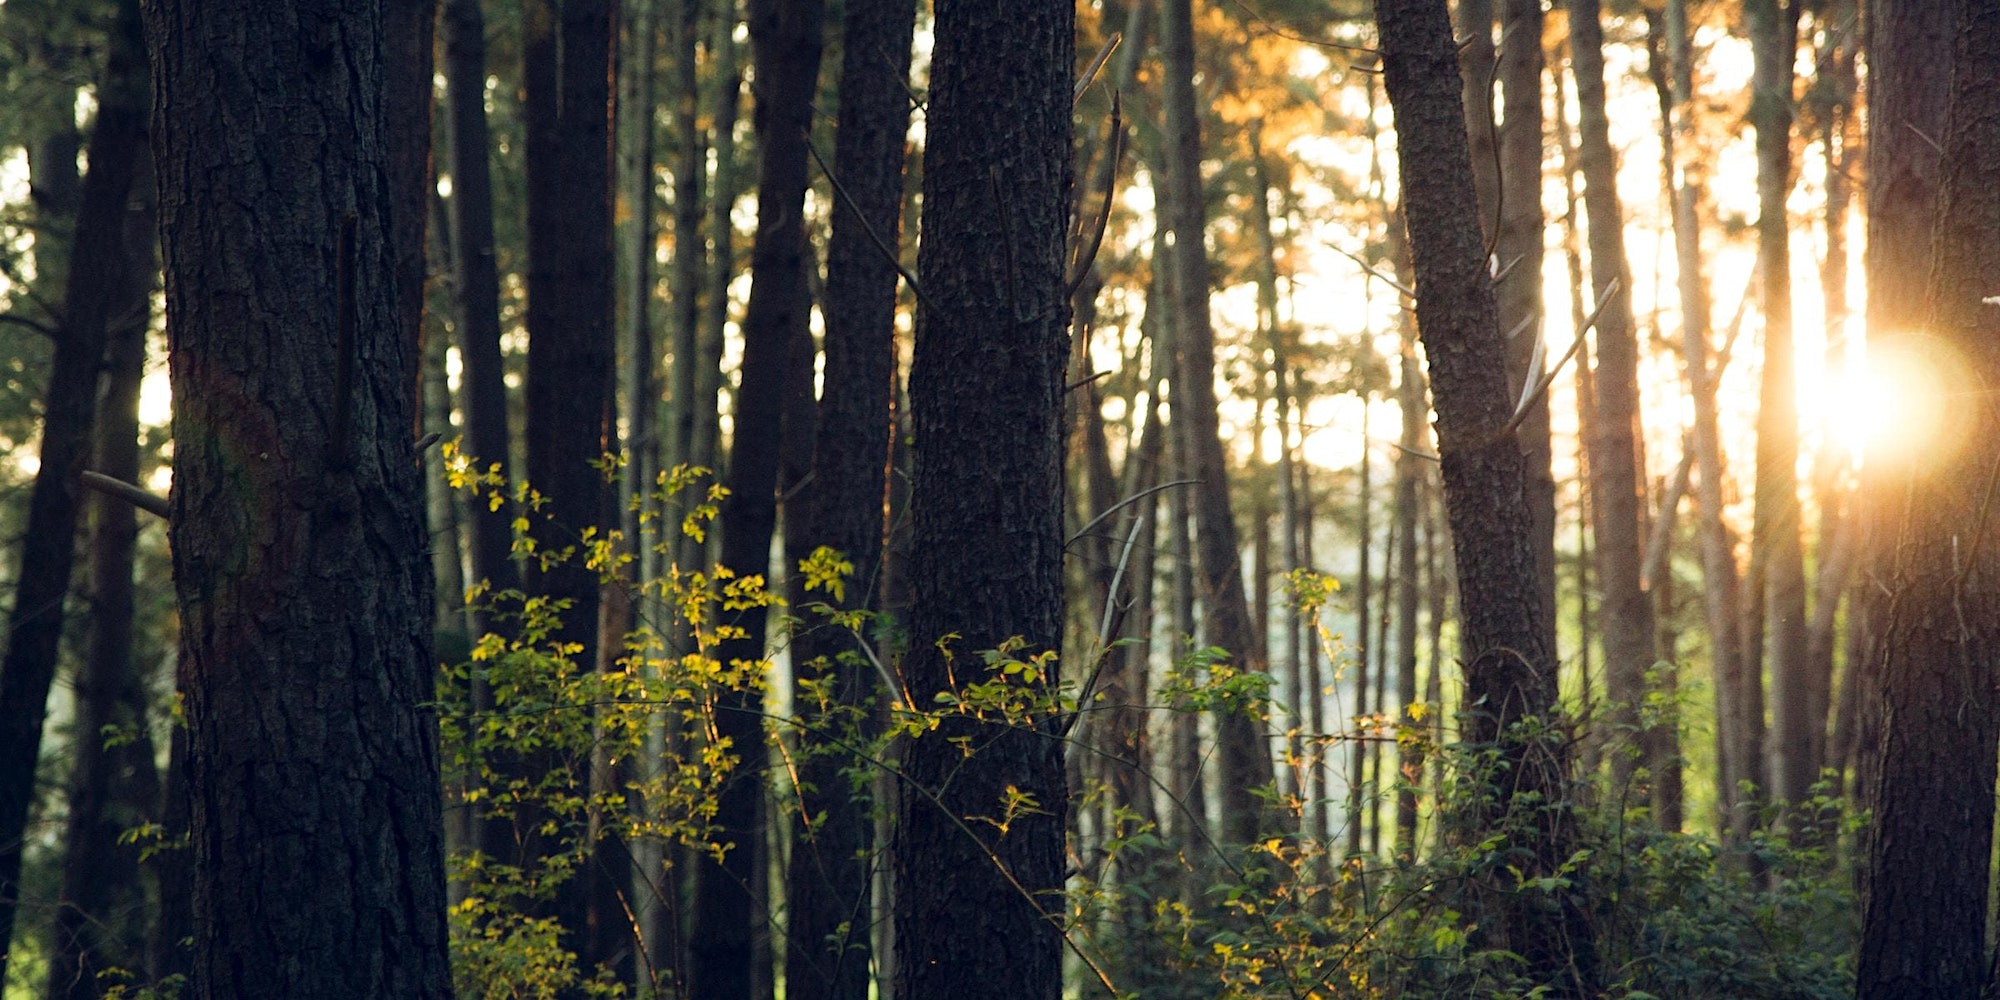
521, 0, 622, 975
1851, 0, 1960, 837
1569, 0, 1662, 803
782, 0, 912, 995
1857, 7, 2000, 997
142, 0, 454, 994
893, 0, 1071, 997
0, 2, 149, 976
1374, 0, 1595, 990
690, 0, 822, 996
1161, 0, 1279, 847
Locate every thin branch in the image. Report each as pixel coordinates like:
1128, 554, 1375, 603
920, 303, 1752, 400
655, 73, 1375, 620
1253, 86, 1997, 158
1064, 90, 1123, 298
81, 471, 168, 520
1501, 277, 1619, 439
1328, 242, 1415, 299
1065, 370, 1112, 394
1227, 0, 1380, 56
1640, 438, 1693, 592
0, 313, 59, 339
1062, 509, 1149, 740
1072, 32, 1122, 105
803, 131, 940, 316
1066, 479, 1198, 549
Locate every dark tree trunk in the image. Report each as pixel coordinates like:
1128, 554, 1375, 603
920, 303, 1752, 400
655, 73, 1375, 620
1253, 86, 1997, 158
46, 12, 158, 998
0, 2, 150, 976
1852, 0, 1960, 838
893, 0, 1071, 995
1858, 7, 2000, 997
691, 0, 823, 996
443, 0, 519, 617
1161, 0, 1278, 846
1374, 0, 1595, 991
782, 0, 913, 995
142, 0, 454, 994
1569, 0, 1661, 801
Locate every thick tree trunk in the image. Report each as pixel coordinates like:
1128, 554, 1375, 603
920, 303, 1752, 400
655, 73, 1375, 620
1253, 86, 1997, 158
1569, 0, 1661, 802
782, 0, 913, 995
1161, 0, 1278, 847
143, 0, 453, 994
1374, 0, 1595, 990
0, 3, 149, 976
893, 0, 1072, 996
691, 1, 822, 996
1857, 8, 2000, 997
1851, 0, 1960, 838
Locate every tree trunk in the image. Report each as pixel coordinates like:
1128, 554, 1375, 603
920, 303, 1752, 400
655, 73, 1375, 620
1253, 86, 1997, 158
0, 2, 149, 975
1857, 8, 2000, 996
893, 0, 1072, 996
1748, 0, 1813, 812
691, 0, 823, 996
46, 15, 159, 996
1393, 328, 1426, 859
1851, 0, 1960, 837
521, 0, 621, 974
1348, 406, 1372, 859
143, 0, 454, 993
1374, 0, 1595, 990
782, 0, 913, 995
1569, 0, 1661, 802
1161, 0, 1278, 847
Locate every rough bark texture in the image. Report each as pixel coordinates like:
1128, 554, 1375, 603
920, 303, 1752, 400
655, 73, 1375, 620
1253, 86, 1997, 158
1857, 7, 2000, 997
1161, 0, 1278, 846
690, 1, 822, 997
1852, 0, 1959, 832
893, 0, 1071, 996
142, 0, 454, 994
1569, 0, 1661, 802
782, 0, 913, 996
0, 1, 150, 977
1374, 0, 1595, 992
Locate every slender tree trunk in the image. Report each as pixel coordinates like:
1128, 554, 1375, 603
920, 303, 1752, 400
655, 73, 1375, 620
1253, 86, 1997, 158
691, 1, 822, 996
688, 0, 743, 547
1569, 0, 1661, 802
0, 3, 149, 974
46, 19, 158, 995
1393, 332, 1425, 859
143, 0, 454, 993
782, 0, 913, 994
1348, 408, 1373, 860
1748, 0, 1813, 812
1374, 0, 1596, 989
1161, 0, 1278, 846
893, 0, 1072, 995
666, 0, 707, 589
1858, 9, 2000, 997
